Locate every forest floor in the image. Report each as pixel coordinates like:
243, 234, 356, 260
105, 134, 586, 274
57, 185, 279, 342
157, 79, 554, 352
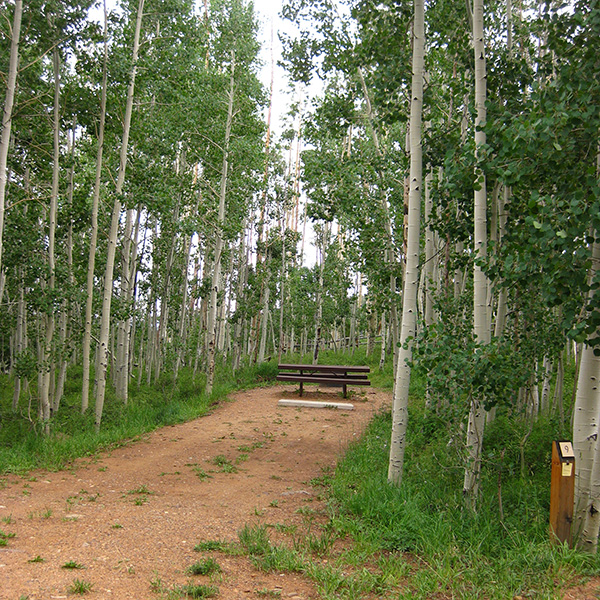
1, 383, 598, 600
0, 384, 389, 600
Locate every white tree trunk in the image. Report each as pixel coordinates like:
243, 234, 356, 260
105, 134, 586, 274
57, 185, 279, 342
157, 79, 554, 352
81, 2, 108, 413
0, 0, 22, 281
95, 0, 144, 430
206, 51, 235, 396
463, 0, 490, 508
573, 238, 600, 551
387, 0, 424, 486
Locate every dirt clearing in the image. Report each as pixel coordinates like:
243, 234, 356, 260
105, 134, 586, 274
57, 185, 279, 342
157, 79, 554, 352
0, 384, 389, 599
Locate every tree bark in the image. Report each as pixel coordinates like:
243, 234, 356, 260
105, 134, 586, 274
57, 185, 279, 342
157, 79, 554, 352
206, 51, 235, 396
463, 0, 490, 509
0, 0, 22, 284
82, 1, 109, 413
387, 0, 424, 486
95, 0, 144, 431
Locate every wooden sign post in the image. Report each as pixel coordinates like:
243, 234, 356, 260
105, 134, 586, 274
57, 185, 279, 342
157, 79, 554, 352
550, 440, 575, 546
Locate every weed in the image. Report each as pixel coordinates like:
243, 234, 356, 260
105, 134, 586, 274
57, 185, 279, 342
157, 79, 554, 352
134, 496, 147, 506
62, 560, 85, 569
112, 523, 123, 529
1, 514, 13, 524
193, 540, 239, 555
150, 573, 166, 593
269, 499, 279, 508
98, 466, 107, 472
28, 555, 45, 563
271, 523, 297, 535
236, 453, 249, 464
192, 467, 212, 481
295, 506, 316, 516
67, 578, 93, 594
174, 583, 219, 598
186, 558, 222, 576
270, 475, 281, 481
42, 508, 53, 519
0, 529, 16, 544
212, 455, 237, 473
255, 589, 281, 597
238, 524, 271, 556
127, 484, 152, 495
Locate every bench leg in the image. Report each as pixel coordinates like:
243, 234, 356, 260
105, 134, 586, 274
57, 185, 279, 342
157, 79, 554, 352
343, 384, 347, 398
299, 381, 303, 397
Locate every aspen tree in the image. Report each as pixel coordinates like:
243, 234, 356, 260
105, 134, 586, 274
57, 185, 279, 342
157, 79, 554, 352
0, 0, 22, 294
388, 0, 424, 486
206, 50, 236, 396
573, 239, 600, 552
463, 0, 490, 508
95, 0, 144, 431
81, 0, 108, 413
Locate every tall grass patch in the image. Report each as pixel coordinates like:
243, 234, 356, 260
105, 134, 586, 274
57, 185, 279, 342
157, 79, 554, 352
330, 397, 600, 598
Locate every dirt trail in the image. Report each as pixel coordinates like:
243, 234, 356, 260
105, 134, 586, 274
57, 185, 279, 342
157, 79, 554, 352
0, 385, 390, 600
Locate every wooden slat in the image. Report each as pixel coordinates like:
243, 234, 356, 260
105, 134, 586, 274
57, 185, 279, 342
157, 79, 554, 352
276, 374, 371, 386
278, 363, 370, 373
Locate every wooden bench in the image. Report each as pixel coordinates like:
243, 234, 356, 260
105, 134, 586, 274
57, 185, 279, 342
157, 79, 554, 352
277, 363, 371, 398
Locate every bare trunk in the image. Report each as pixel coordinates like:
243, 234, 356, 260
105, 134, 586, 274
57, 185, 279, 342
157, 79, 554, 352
463, 0, 490, 508
573, 238, 600, 551
387, 0, 424, 486
95, 0, 144, 431
206, 51, 235, 396
0, 0, 22, 281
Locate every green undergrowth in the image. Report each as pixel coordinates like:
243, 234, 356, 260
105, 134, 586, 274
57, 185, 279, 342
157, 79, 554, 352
327, 401, 600, 599
0, 359, 278, 475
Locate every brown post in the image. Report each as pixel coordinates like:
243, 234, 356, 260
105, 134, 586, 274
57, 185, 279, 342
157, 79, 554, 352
550, 440, 575, 546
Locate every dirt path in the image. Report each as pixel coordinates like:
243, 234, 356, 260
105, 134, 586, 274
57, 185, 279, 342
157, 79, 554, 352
0, 384, 390, 600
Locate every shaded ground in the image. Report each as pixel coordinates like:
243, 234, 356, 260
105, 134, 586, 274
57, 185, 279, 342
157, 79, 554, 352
0, 384, 389, 599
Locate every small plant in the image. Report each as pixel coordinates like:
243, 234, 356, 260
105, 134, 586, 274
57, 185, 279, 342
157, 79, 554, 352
150, 573, 166, 593
42, 508, 53, 519
128, 484, 152, 495
67, 578, 93, 594
176, 583, 219, 598
28, 555, 45, 563
62, 560, 85, 570
134, 496, 147, 506
112, 523, 123, 529
272, 523, 297, 535
269, 499, 279, 508
236, 453, 249, 464
1, 514, 13, 524
238, 524, 271, 556
255, 589, 281, 598
193, 540, 233, 553
0, 529, 16, 546
270, 475, 281, 481
193, 467, 212, 481
186, 558, 222, 576
212, 455, 237, 473
295, 506, 316, 516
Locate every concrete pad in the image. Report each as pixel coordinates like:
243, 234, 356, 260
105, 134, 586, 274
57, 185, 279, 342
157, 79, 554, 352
278, 399, 354, 411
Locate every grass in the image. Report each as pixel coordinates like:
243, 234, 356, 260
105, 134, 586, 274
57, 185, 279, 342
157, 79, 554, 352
193, 540, 235, 553
0, 361, 278, 476
62, 560, 85, 569
174, 583, 219, 598
186, 557, 222, 576
67, 578, 93, 594
211, 454, 237, 473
